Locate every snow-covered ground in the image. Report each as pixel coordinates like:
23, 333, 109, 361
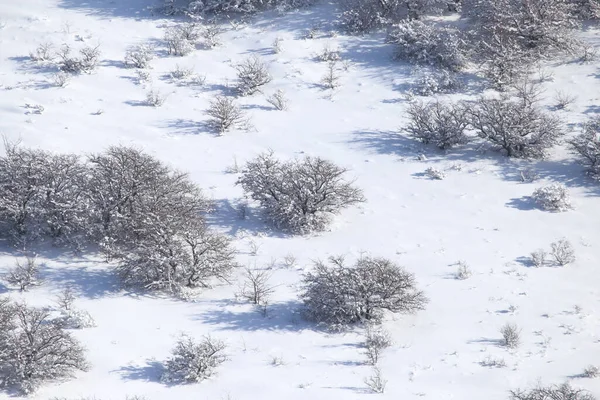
1, 0, 600, 399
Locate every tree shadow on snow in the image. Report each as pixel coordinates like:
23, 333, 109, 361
505, 196, 536, 211
468, 337, 505, 347
192, 300, 311, 332
115, 360, 164, 383
41, 262, 119, 299
57, 0, 168, 19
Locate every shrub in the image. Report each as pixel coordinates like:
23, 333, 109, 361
364, 366, 387, 393
56, 44, 101, 74
530, 249, 547, 267
510, 383, 595, 400
321, 60, 341, 89
424, 167, 445, 180
205, 96, 248, 134
235, 56, 272, 96
455, 261, 472, 280
467, 95, 565, 158
405, 100, 469, 150
550, 238, 575, 266
412, 68, 461, 96
161, 334, 227, 384
5, 256, 40, 291
57, 308, 97, 329
570, 117, 600, 179
532, 184, 572, 211
364, 326, 392, 365
29, 42, 54, 62
583, 365, 600, 378
52, 71, 71, 87
237, 152, 365, 233
266, 89, 288, 110
124, 44, 154, 69
164, 26, 195, 56
500, 322, 521, 349
387, 20, 467, 72
0, 300, 88, 394
145, 89, 166, 107
300, 256, 427, 326
56, 286, 76, 311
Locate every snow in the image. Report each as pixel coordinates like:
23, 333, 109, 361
1, 0, 600, 399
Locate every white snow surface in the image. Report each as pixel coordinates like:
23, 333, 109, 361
1, 0, 600, 399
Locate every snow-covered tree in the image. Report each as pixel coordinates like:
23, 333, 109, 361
161, 334, 227, 384
0, 300, 88, 394
466, 95, 565, 158
570, 117, 600, 179
5, 256, 40, 292
405, 100, 469, 149
205, 96, 248, 134
510, 383, 595, 400
300, 256, 428, 327
387, 20, 467, 72
237, 152, 365, 234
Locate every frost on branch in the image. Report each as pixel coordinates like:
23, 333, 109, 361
161, 334, 227, 384
0, 300, 88, 394
300, 256, 427, 327
237, 152, 365, 234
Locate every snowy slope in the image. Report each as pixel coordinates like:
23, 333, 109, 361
1, 0, 600, 399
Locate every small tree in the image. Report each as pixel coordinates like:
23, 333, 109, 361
570, 117, 600, 179
235, 56, 272, 96
0, 301, 88, 394
239, 267, 275, 306
532, 184, 572, 211
301, 256, 427, 327
467, 95, 565, 158
161, 334, 227, 384
237, 152, 365, 234
205, 96, 248, 134
550, 238, 575, 266
5, 256, 40, 291
364, 325, 392, 365
55, 286, 76, 311
405, 100, 469, 150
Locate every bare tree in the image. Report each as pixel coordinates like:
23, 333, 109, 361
364, 325, 392, 365
466, 95, 565, 158
405, 100, 469, 150
301, 256, 428, 327
205, 96, 248, 134
321, 60, 341, 89
237, 152, 365, 233
0, 301, 88, 394
5, 256, 40, 292
161, 334, 227, 384
239, 267, 275, 306
56, 286, 76, 311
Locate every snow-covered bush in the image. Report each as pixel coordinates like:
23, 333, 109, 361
201, 22, 223, 48
571, 0, 600, 19
5, 256, 40, 291
550, 238, 576, 266
387, 20, 467, 72
570, 117, 600, 179
500, 322, 521, 349
237, 152, 365, 234
56, 286, 76, 311
364, 366, 387, 393
412, 68, 461, 96
29, 42, 54, 62
425, 167, 445, 180
364, 326, 392, 365
583, 365, 600, 378
0, 143, 90, 247
0, 300, 88, 394
463, 0, 580, 59
52, 71, 71, 87
455, 261, 472, 279
530, 249, 547, 267
532, 184, 572, 211
316, 45, 341, 62
510, 383, 595, 400
321, 60, 341, 89
266, 89, 288, 110
301, 256, 427, 326
478, 37, 535, 90
56, 44, 101, 74
205, 95, 248, 134
57, 308, 97, 329
145, 89, 166, 107
554, 90, 577, 110
406, 100, 469, 149
467, 95, 565, 158
124, 44, 155, 69
161, 334, 227, 384
165, 26, 195, 56
235, 56, 272, 96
